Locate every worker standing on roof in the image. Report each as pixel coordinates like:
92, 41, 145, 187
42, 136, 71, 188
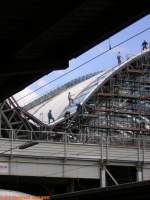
68, 92, 74, 105
142, 40, 148, 51
48, 110, 55, 124
117, 52, 123, 65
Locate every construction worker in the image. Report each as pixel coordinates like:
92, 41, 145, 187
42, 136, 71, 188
117, 52, 123, 65
48, 110, 55, 124
68, 92, 74, 105
76, 103, 83, 114
64, 111, 71, 119
142, 40, 148, 50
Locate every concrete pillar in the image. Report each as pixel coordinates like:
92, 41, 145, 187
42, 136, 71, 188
137, 166, 143, 182
101, 166, 106, 187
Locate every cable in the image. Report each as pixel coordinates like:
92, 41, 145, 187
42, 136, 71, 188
17, 26, 150, 102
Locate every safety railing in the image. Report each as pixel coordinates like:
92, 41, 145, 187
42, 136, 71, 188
1, 128, 150, 144
0, 129, 150, 163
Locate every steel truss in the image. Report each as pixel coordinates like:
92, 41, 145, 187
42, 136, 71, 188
0, 96, 48, 139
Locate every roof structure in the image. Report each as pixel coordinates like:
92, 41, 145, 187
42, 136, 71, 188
28, 72, 103, 123
27, 49, 150, 125
1, 48, 150, 140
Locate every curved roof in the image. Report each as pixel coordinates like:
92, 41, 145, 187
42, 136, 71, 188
28, 49, 150, 125
28, 72, 103, 123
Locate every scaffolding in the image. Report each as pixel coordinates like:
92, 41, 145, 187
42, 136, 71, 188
0, 51, 150, 188
1, 51, 150, 143
0, 96, 49, 139
53, 50, 150, 144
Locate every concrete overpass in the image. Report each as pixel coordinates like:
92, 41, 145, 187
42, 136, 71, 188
0, 130, 150, 188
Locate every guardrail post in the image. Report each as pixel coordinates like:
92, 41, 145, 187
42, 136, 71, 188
101, 133, 103, 161
106, 134, 109, 161
11, 130, 14, 155
63, 132, 67, 178
30, 131, 33, 141
137, 134, 141, 163
46, 131, 49, 141
9, 129, 14, 175
64, 132, 67, 158
142, 136, 145, 163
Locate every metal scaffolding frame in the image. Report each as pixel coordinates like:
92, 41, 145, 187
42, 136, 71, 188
0, 97, 49, 139
1, 51, 150, 143
0, 51, 150, 188
54, 51, 150, 144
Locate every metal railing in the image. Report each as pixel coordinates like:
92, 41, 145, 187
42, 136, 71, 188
0, 129, 150, 163
1, 128, 150, 144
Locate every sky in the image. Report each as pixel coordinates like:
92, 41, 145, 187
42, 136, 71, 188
14, 14, 150, 107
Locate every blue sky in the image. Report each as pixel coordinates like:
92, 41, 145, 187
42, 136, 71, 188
15, 14, 150, 106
